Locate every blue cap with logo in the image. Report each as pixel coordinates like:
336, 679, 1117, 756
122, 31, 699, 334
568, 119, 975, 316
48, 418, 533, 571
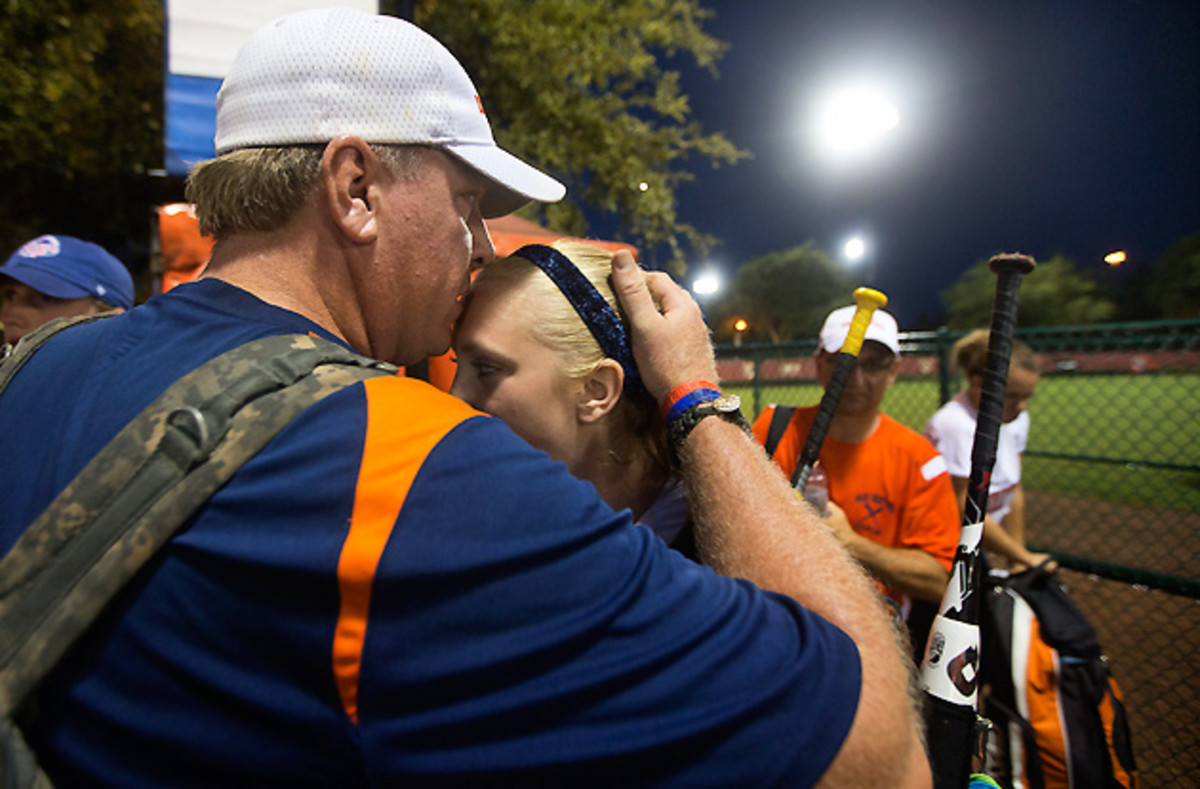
1, 235, 134, 309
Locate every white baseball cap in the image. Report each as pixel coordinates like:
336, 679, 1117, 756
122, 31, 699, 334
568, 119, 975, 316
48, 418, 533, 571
818, 305, 901, 356
214, 7, 565, 218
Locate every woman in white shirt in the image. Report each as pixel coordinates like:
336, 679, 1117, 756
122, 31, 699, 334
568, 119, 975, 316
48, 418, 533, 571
925, 329, 1053, 571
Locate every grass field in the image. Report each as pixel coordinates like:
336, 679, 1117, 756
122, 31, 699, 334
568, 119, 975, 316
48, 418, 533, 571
728, 371, 1200, 513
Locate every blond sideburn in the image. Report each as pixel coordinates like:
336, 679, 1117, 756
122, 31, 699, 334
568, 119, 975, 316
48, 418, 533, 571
473, 241, 676, 481
185, 144, 426, 241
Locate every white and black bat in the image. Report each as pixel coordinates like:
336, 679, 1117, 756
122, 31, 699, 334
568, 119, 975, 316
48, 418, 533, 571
920, 253, 1036, 789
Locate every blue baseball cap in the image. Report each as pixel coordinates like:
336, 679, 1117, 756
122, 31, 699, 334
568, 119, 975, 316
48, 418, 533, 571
1, 235, 134, 309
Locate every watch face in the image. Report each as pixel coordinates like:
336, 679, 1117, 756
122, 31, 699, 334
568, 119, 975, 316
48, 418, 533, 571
712, 393, 742, 413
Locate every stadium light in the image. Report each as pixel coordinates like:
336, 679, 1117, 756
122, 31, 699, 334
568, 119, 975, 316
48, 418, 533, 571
843, 235, 867, 262
813, 83, 899, 163
692, 271, 721, 298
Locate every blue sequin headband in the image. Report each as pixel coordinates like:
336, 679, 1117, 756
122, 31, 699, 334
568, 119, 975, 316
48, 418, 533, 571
512, 244, 645, 397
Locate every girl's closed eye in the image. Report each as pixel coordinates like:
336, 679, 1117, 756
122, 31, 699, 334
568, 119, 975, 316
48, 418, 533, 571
454, 348, 503, 380
472, 358, 502, 378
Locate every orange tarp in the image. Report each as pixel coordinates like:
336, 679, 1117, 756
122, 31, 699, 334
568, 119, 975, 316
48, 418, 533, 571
156, 203, 214, 293
485, 214, 637, 258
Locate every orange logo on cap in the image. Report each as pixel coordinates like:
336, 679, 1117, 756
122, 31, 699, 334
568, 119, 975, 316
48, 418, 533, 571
475, 95, 485, 115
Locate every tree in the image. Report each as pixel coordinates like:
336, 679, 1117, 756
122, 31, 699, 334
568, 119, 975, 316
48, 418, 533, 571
0, 0, 166, 285
1144, 234, 1200, 319
0, 2, 744, 287
414, 0, 748, 274
940, 254, 1117, 328
710, 242, 853, 343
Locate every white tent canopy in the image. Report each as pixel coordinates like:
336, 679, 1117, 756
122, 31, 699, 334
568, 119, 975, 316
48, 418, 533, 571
164, 0, 378, 174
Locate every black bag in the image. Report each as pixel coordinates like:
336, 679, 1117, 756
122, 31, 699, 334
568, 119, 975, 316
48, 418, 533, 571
982, 568, 1139, 788
0, 318, 397, 788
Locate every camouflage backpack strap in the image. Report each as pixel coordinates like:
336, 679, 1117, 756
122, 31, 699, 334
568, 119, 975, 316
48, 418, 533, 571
0, 313, 116, 397
0, 314, 119, 789
0, 716, 50, 789
0, 334, 398, 721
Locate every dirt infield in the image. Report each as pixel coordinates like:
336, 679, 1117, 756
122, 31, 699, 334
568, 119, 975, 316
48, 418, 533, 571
1023, 492, 1200, 787
1028, 490, 1200, 579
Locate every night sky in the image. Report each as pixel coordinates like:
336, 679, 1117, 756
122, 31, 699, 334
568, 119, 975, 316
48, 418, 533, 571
671, 0, 1200, 326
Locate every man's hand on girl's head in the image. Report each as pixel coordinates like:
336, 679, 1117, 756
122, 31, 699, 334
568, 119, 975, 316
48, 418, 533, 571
610, 252, 717, 403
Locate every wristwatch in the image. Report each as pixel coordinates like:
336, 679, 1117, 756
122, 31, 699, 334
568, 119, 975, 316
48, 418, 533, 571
667, 393, 752, 457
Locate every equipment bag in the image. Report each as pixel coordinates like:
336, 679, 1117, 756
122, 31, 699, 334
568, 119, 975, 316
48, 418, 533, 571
0, 317, 398, 789
982, 567, 1139, 789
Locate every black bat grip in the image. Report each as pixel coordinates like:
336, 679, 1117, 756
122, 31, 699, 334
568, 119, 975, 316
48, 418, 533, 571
965, 254, 1036, 530
790, 351, 856, 489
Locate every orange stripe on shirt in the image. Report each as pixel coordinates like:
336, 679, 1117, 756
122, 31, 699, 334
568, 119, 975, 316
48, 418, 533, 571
332, 376, 478, 724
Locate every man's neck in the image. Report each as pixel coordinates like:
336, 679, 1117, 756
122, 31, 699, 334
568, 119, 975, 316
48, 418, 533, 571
828, 410, 883, 444
201, 223, 363, 353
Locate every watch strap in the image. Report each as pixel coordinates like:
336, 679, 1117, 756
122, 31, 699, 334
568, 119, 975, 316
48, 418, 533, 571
667, 395, 751, 459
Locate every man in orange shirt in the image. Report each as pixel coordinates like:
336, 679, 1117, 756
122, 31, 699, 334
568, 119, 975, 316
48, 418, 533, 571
753, 305, 960, 658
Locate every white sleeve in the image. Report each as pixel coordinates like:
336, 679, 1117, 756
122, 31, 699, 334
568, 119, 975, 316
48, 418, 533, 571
925, 404, 973, 479
1013, 410, 1030, 455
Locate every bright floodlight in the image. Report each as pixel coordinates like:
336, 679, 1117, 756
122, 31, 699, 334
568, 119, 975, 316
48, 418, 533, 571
693, 272, 721, 297
1105, 250, 1126, 266
844, 236, 866, 261
815, 85, 899, 161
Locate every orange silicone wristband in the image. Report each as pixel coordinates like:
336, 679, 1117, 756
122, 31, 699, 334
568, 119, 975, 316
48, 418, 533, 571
660, 379, 720, 419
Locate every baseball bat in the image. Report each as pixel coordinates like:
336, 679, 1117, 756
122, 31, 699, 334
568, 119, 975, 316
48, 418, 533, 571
790, 287, 888, 490
920, 253, 1037, 789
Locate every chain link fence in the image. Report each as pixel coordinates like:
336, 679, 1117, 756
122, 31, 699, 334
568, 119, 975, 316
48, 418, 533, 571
717, 319, 1200, 787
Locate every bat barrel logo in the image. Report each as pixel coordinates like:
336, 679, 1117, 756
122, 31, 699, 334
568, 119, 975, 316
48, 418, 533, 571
920, 520, 984, 706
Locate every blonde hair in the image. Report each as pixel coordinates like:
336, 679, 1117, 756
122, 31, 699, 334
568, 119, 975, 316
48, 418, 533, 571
953, 328, 1040, 377
473, 240, 675, 480
185, 144, 426, 241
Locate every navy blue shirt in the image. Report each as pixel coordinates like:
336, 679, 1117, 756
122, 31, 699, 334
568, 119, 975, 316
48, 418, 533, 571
0, 280, 861, 786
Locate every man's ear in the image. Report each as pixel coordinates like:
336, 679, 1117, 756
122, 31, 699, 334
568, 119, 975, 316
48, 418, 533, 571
577, 359, 624, 424
322, 135, 381, 245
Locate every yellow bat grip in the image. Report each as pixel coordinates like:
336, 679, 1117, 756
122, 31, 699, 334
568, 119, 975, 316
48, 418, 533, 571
840, 287, 888, 356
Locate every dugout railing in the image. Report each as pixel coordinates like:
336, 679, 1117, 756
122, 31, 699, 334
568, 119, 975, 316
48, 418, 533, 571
715, 318, 1200, 787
